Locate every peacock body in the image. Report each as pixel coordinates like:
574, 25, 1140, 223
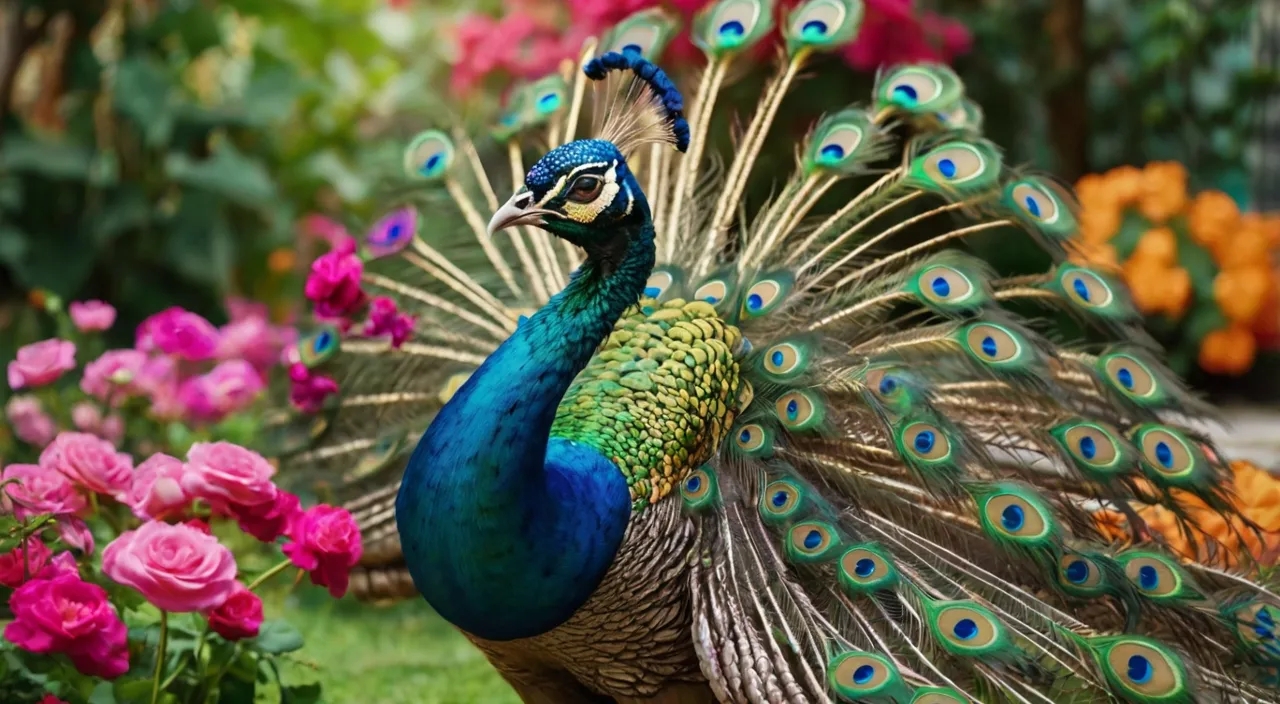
273, 1, 1280, 702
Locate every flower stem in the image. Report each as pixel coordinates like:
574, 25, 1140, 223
246, 558, 294, 592
152, 610, 168, 704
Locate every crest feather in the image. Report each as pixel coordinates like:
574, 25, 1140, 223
585, 51, 690, 154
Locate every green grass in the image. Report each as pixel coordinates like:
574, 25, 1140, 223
263, 585, 518, 704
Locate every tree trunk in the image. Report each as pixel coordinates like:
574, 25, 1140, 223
1044, 0, 1088, 181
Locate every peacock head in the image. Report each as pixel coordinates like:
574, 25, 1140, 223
487, 139, 647, 254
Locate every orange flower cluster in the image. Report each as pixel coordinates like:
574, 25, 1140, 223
1093, 460, 1280, 567
1073, 162, 1280, 376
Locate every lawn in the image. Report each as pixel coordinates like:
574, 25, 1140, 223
264, 585, 518, 703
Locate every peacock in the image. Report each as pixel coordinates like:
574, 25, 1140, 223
269, 2, 1280, 702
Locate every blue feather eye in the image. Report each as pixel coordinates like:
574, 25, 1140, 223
838, 545, 899, 595
786, 521, 840, 562
978, 488, 1053, 543
741, 275, 791, 317
365, 207, 417, 258
403, 130, 455, 181
1052, 421, 1130, 477
929, 602, 1007, 655
775, 391, 823, 430
1132, 426, 1198, 481
760, 479, 804, 522
785, 0, 863, 54
901, 422, 950, 462
1057, 552, 1105, 593
604, 8, 679, 60
733, 423, 772, 457
876, 65, 962, 114
828, 652, 903, 699
298, 325, 341, 368
761, 342, 806, 379
1095, 639, 1188, 700
694, 280, 729, 305
681, 467, 719, 510
703, 0, 773, 54
1117, 553, 1186, 599
1231, 601, 1280, 660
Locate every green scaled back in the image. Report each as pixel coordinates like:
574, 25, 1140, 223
1094, 350, 1176, 409
681, 465, 720, 511
837, 543, 899, 595
298, 325, 341, 368
1128, 424, 1215, 490
1114, 551, 1203, 603
643, 266, 686, 301
969, 483, 1058, 550
1049, 264, 1139, 324
905, 140, 1003, 196
758, 338, 814, 382
1085, 636, 1193, 704
602, 8, 681, 60
1001, 175, 1080, 241
403, 130, 456, 181
741, 271, 794, 318
905, 254, 993, 315
828, 651, 907, 701
785, 520, 841, 563
1049, 419, 1138, 481
527, 74, 569, 127
955, 321, 1042, 373
922, 598, 1013, 658
695, 0, 776, 56
875, 64, 964, 114
910, 687, 965, 704
784, 0, 864, 56
804, 107, 882, 175
345, 429, 409, 483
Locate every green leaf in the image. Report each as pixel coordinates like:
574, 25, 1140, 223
112, 677, 154, 702
165, 143, 277, 209
166, 190, 235, 288
0, 133, 94, 180
281, 682, 323, 704
251, 620, 305, 654
88, 680, 118, 704
0, 225, 28, 267
113, 58, 176, 147
90, 184, 150, 245
216, 673, 256, 704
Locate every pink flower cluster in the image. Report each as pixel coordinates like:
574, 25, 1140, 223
448, 0, 971, 94
365, 297, 416, 348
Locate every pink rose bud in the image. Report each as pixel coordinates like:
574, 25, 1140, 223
39, 432, 134, 500
3, 572, 130, 679
5, 395, 57, 448
140, 307, 221, 361
364, 297, 415, 348
289, 369, 339, 413
80, 349, 148, 401
68, 300, 117, 332
180, 442, 278, 517
100, 413, 125, 447
204, 582, 264, 640
71, 402, 103, 432
304, 239, 368, 319
128, 453, 190, 521
177, 360, 265, 423
0, 537, 53, 588
237, 490, 301, 543
102, 521, 238, 613
7, 339, 76, 390
56, 517, 96, 556
282, 504, 363, 598
0, 463, 88, 518
38, 552, 80, 579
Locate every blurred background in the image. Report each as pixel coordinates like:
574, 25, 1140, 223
1, 0, 1278, 700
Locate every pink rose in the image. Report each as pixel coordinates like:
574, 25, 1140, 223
204, 582, 263, 640
39, 552, 80, 579
298, 214, 351, 247
68, 300, 117, 332
364, 297, 415, 348
0, 463, 88, 518
217, 315, 292, 371
0, 537, 53, 588
39, 432, 133, 499
7, 339, 76, 390
180, 442, 277, 516
128, 453, 190, 520
102, 521, 238, 612
56, 517, 96, 555
177, 360, 265, 422
237, 490, 300, 543
3, 572, 129, 679
139, 307, 220, 360
71, 402, 102, 432
5, 395, 57, 447
304, 238, 368, 319
80, 349, 148, 401
100, 414, 124, 447
283, 505, 363, 598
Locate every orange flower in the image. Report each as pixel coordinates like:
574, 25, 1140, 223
268, 248, 297, 273
1130, 227, 1177, 267
1106, 165, 1145, 206
1078, 205, 1122, 244
1198, 325, 1256, 376
1074, 173, 1112, 212
1162, 266, 1192, 319
1069, 240, 1119, 272
1137, 161, 1188, 224
1122, 259, 1170, 315
1231, 460, 1280, 534
1215, 222, 1271, 271
1213, 266, 1271, 325
1255, 280, 1280, 348
1186, 190, 1240, 249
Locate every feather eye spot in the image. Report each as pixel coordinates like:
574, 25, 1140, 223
1102, 354, 1158, 399
742, 278, 787, 315
1065, 559, 1090, 584
693, 280, 728, 305
762, 343, 804, 377
925, 145, 986, 184
1009, 182, 1062, 224
760, 480, 802, 520
1000, 503, 1025, 531
1058, 422, 1123, 471
830, 652, 898, 696
963, 323, 1022, 364
914, 430, 935, 453
902, 423, 950, 462
734, 423, 769, 454
1136, 427, 1195, 478
299, 325, 341, 368
934, 605, 1002, 652
1102, 640, 1185, 698
982, 493, 1050, 540
775, 391, 821, 430
680, 467, 717, 509
854, 558, 875, 577
1119, 555, 1182, 598
879, 376, 897, 395
814, 126, 863, 168
643, 270, 674, 300
917, 266, 975, 306
787, 521, 840, 561
403, 130, 456, 181
1061, 268, 1116, 309
1057, 553, 1105, 590
838, 546, 898, 593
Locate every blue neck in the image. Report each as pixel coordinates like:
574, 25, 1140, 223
397, 216, 653, 641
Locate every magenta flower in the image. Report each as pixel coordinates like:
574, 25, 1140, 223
80, 349, 148, 402
68, 300, 116, 332
140, 307, 221, 361
365, 297, 416, 348
56, 517, 96, 556
204, 581, 264, 640
4, 571, 129, 679
217, 315, 289, 371
39, 432, 134, 500
7, 339, 76, 390
0, 463, 88, 519
178, 360, 266, 422
102, 521, 239, 613
304, 239, 368, 319
5, 395, 57, 448
127, 453, 190, 521
283, 504, 363, 598
288, 364, 339, 413
0, 538, 53, 588
237, 490, 301, 543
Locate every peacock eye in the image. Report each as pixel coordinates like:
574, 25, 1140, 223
567, 175, 604, 203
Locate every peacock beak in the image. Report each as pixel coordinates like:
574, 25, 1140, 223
487, 190, 549, 235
